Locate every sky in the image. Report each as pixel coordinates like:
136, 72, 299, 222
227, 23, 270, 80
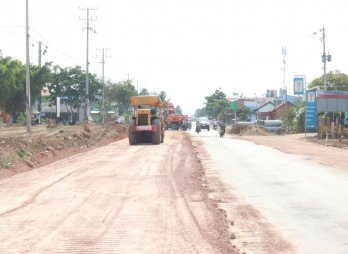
1, 0, 348, 115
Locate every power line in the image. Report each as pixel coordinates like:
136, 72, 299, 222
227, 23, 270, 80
30, 28, 84, 62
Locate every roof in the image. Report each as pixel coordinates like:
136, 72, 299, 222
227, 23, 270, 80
255, 101, 275, 112
272, 101, 294, 112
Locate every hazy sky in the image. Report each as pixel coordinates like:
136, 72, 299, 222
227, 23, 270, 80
1, 0, 347, 115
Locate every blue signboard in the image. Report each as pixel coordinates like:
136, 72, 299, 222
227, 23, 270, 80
293, 77, 304, 95
305, 90, 317, 130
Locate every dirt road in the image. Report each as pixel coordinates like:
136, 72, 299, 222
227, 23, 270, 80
0, 131, 234, 253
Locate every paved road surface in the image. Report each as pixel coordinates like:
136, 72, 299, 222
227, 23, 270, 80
191, 126, 348, 254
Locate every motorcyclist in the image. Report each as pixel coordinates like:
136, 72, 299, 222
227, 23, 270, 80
220, 120, 226, 131
219, 120, 226, 137
213, 119, 217, 130
188, 119, 192, 130
195, 120, 201, 133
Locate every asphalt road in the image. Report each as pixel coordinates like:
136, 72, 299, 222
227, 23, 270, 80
190, 125, 348, 254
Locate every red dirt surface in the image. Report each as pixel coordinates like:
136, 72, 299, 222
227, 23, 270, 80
0, 123, 127, 180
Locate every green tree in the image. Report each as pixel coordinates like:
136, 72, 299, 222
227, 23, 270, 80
158, 91, 170, 103
309, 70, 348, 91
175, 105, 182, 114
204, 89, 229, 119
194, 107, 207, 118
0, 57, 53, 121
280, 101, 305, 133
106, 80, 137, 115
31, 62, 52, 105
138, 88, 149, 95
236, 106, 252, 121
0, 57, 26, 121
47, 65, 102, 120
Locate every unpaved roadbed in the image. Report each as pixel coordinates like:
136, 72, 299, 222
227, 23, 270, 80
0, 131, 236, 253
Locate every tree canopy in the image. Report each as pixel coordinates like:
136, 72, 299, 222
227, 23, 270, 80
105, 80, 137, 115
0, 55, 174, 121
0, 57, 52, 120
46, 65, 102, 120
309, 70, 348, 90
175, 105, 182, 114
204, 89, 229, 119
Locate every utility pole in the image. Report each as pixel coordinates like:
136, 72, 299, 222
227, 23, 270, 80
80, 7, 97, 122
282, 46, 287, 102
25, 0, 31, 132
97, 48, 110, 125
36, 41, 47, 113
322, 28, 327, 90
282, 46, 289, 133
316, 27, 331, 90
37, 41, 48, 67
38, 41, 41, 67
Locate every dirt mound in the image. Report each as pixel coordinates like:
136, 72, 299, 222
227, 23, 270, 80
0, 123, 127, 179
228, 124, 270, 136
305, 135, 348, 149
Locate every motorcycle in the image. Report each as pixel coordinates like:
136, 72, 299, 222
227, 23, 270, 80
213, 123, 217, 130
195, 124, 201, 134
219, 128, 225, 138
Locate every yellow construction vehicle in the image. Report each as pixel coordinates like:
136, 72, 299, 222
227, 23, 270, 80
128, 95, 165, 145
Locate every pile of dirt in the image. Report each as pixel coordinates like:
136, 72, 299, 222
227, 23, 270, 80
305, 135, 348, 149
228, 124, 271, 136
0, 123, 127, 179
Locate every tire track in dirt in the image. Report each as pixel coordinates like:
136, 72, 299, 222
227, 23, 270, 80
0, 132, 236, 253
0, 166, 84, 216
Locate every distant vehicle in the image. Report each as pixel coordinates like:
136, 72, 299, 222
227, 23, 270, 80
165, 114, 188, 130
198, 117, 210, 131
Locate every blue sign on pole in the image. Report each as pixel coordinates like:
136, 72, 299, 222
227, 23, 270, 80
293, 77, 304, 95
305, 90, 317, 130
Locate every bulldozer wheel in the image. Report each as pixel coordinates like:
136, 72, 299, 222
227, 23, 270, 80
128, 120, 137, 145
152, 119, 161, 144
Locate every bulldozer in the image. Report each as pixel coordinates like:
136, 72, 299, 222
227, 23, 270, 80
128, 95, 165, 145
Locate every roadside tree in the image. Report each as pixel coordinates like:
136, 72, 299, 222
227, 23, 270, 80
280, 101, 305, 133
194, 107, 207, 118
236, 106, 252, 121
204, 89, 229, 119
309, 70, 348, 90
47, 65, 102, 121
105, 80, 137, 115
0, 57, 26, 121
175, 105, 183, 114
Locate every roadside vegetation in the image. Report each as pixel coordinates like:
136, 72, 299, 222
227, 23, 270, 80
0, 54, 174, 124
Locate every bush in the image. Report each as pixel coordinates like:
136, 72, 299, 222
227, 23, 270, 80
16, 112, 25, 124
